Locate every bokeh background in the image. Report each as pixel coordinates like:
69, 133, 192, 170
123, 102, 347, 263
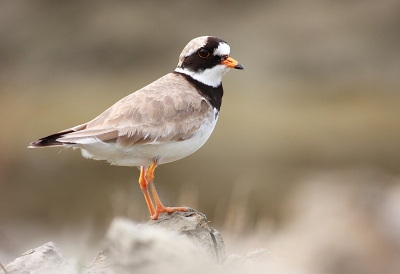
1, 1, 400, 273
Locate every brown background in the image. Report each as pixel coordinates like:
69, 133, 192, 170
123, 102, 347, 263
1, 1, 400, 273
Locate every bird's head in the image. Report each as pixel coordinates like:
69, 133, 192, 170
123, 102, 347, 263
175, 36, 243, 87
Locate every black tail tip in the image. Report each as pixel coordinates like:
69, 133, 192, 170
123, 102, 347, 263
28, 140, 45, 148
28, 136, 63, 148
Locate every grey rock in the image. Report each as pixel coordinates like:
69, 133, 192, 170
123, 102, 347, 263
224, 248, 278, 274
244, 248, 275, 262
85, 251, 113, 274
87, 216, 210, 274
224, 248, 275, 267
2, 210, 235, 274
142, 207, 226, 263
0, 242, 75, 274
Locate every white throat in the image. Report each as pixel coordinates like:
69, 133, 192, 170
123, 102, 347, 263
175, 65, 230, 87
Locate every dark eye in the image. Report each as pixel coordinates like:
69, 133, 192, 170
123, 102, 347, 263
198, 48, 210, 58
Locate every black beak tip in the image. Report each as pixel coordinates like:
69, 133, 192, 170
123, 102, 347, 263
235, 63, 244, 70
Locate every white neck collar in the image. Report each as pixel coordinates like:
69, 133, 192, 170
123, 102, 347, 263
175, 65, 230, 87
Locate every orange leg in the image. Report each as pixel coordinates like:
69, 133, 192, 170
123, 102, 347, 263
138, 166, 155, 217
146, 159, 187, 220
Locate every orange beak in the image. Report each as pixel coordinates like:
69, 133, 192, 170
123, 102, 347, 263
221, 56, 244, 70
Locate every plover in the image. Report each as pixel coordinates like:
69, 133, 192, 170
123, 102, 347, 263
29, 36, 243, 220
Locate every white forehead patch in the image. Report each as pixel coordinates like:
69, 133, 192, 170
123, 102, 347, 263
213, 42, 230, 56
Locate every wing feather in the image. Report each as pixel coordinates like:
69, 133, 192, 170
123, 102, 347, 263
56, 73, 212, 147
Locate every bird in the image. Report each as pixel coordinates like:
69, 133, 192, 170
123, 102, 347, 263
29, 36, 244, 220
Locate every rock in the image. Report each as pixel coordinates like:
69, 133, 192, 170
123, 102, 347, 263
85, 251, 113, 274
0, 242, 74, 274
224, 248, 278, 274
87, 216, 211, 274
142, 207, 226, 263
2, 209, 242, 274
243, 248, 276, 268
225, 248, 275, 266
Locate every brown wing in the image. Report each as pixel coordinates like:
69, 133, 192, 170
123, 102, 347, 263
56, 73, 212, 146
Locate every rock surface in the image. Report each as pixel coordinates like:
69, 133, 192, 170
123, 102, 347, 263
0, 209, 272, 274
0, 242, 74, 274
142, 207, 226, 263
87, 216, 210, 274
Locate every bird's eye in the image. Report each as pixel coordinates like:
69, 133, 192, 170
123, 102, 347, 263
198, 48, 210, 58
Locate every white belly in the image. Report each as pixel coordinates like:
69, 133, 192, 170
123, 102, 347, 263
72, 113, 218, 167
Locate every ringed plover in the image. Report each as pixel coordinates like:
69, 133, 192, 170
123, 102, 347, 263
29, 36, 244, 220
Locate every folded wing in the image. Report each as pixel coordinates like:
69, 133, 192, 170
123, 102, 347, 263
29, 73, 211, 148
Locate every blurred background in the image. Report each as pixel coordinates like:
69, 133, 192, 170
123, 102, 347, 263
1, 0, 400, 273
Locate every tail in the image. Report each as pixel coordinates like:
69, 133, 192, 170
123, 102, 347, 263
28, 130, 74, 148
28, 124, 87, 148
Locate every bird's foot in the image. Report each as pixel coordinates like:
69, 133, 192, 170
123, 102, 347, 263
150, 206, 187, 220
